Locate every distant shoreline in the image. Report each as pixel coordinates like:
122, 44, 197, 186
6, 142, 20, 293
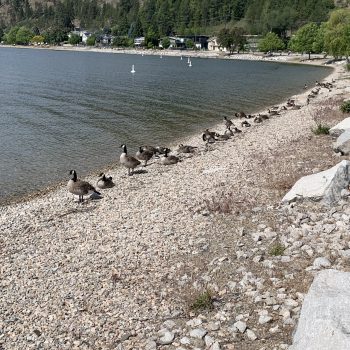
0, 43, 332, 66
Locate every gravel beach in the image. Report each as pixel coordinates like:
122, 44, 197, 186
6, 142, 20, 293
1, 59, 349, 350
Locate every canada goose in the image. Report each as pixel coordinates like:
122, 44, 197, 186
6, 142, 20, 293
268, 109, 279, 116
254, 116, 263, 123
241, 120, 251, 127
246, 114, 254, 119
161, 149, 180, 165
120, 144, 141, 175
202, 129, 217, 143
136, 147, 153, 166
223, 116, 234, 129
259, 113, 269, 120
233, 127, 242, 133
177, 144, 198, 153
303, 84, 308, 89
235, 111, 247, 118
224, 127, 234, 136
97, 173, 114, 189
216, 134, 231, 141
156, 146, 171, 155
286, 99, 295, 107
280, 106, 287, 111
67, 170, 101, 203
141, 145, 157, 154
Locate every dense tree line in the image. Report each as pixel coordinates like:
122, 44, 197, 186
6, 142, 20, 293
0, 0, 337, 41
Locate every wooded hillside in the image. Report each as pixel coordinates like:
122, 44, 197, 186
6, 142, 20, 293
0, 0, 342, 37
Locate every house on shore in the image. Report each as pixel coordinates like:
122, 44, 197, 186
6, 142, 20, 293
184, 35, 209, 50
168, 36, 186, 49
208, 37, 227, 52
68, 29, 92, 44
134, 37, 145, 47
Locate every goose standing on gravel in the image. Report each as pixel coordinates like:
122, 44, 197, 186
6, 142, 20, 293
156, 146, 171, 155
235, 111, 247, 118
141, 145, 157, 154
120, 144, 141, 175
202, 129, 217, 143
161, 149, 180, 165
97, 173, 114, 189
177, 144, 198, 153
224, 127, 234, 136
223, 116, 233, 129
216, 134, 231, 141
241, 120, 251, 127
67, 170, 101, 203
136, 147, 153, 166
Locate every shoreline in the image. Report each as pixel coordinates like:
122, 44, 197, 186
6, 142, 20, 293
1, 61, 348, 349
0, 43, 332, 66
0, 46, 334, 207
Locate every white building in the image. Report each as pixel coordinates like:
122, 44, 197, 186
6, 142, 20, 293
207, 37, 227, 52
134, 37, 145, 47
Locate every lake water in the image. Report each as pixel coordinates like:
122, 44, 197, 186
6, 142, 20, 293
0, 47, 331, 202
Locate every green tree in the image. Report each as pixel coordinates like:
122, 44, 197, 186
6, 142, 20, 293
68, 33, 80, 45
4, 26, 19, 44
258, 32, 285, 53
30, 35, 45, 44
161, 37, 170, 49
16, 26, 33, 45
86, 35, 96, 46
217, 28, 233, 52
145, 27, 159, 48
289, 23, 320, 59
185, 38, 194, 49
43, 28, 68, 44
112, 36, 132, 47
323, 9, 350, 59
232, 27, 247, 53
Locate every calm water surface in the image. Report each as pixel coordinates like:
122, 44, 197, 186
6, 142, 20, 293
0, 48, 331, 202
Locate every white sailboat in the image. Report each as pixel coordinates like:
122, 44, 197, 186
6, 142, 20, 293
131, 65, 136, 73
187, 57, 190, 64
180, 56, 183, 60
188, 60, 192, 67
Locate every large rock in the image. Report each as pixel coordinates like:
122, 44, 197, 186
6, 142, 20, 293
333, 129, 350, 155
329, 117, 350, 137
290, 269, 350, 350
282, 160, 350, 205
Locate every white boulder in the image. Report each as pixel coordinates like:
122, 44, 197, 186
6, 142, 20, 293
333, 129, 350, 155
282, 160, 350, 205
290, 269, 350, 350
329, 117, 350, 136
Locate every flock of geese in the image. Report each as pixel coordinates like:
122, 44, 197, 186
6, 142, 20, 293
67, 79, 335, 203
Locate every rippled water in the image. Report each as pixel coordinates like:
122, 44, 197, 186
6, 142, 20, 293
0, 47, 331, 202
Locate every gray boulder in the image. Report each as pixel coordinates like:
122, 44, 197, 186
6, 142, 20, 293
333, 129, 350, 155
290, 269, 350, 350
329, 117, 350, 137
282, 160, 350, 205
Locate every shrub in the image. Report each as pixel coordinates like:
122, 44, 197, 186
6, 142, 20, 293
269, 242, 285, 256
68, 33, 80, 45
340, 100, 350, 113
190, 290, 214, 311
86, 35, 96, 46
312, 123, 330, 135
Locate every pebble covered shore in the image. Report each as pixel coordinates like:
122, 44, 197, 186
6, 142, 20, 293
1, 60, 349, 350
